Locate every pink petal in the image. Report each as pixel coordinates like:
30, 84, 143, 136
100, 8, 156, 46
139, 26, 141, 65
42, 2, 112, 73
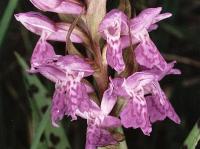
30, 36, 55, 68
130, 7, 172, 33
134, 37, 167, 71
144, 61, 181, 81
51, 73, 96, 126
130, 7, 161, 32
147, 24, 159, 32
51, 87, 66, 127
86, 124, 117, 148
101, 116, 121, 128
106, 43, 125, 72
15, 12, 83, 43
153, 12, 172, 24
146, 92, 180, 124
31, 0, 62, 9
15, 12, 56, 34
48, 23, 83, 42
30, 54, 94, 83
101, 81, 118, 115
120, 99, 152, 135
30, 0, 85, 14
55, 55, 94, 77
30, 64, 66, 83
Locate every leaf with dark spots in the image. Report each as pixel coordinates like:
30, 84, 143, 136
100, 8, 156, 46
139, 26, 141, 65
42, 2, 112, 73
50, 133, 60, 146
28, 84, 39, 97
46, 92, 51, 98
41, 105, 48, 114
40, 133, 45, 143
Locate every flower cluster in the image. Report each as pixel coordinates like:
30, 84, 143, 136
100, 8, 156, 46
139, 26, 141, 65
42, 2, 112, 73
15, 1, 181, 149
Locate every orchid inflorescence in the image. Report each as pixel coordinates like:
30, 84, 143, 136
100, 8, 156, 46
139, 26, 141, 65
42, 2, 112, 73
15, 1, 181, 149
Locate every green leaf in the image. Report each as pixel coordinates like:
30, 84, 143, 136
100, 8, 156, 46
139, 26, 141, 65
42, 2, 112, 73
31, 106, 51, 149
15, 52, 71, 149
0, 0, 19, 48
183, 119, 200, 149
86, 0, 107, 42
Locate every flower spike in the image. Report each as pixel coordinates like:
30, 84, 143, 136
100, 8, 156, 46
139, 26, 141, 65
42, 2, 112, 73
15, 2, 181, 148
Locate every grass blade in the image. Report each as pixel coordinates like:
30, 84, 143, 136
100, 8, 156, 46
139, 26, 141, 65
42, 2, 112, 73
31, 106, 51, 149
183, 119, 200, 149
0, 0, 19, 47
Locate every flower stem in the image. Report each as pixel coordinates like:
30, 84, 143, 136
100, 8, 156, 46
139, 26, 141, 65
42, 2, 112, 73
91, 41, 108, 99
117, 127, 128, 149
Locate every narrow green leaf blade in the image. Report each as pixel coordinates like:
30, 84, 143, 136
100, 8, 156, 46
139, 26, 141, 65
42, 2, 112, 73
31, 106, 51, 149
0, 0, 19, 47
183, 119, 200, 149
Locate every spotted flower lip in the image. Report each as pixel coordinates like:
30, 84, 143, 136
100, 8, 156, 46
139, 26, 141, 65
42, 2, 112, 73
51, 77, 96, 127
30, 0, 85, 14
14, 12, 83, 43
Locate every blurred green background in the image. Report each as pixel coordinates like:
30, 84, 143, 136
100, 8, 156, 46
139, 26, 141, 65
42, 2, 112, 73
0, 0, 200, 149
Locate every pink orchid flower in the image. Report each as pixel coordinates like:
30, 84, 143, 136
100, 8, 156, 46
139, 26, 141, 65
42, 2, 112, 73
28, 35, 94, 126
102, 72, 180, 135
99, 7, 174, 73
